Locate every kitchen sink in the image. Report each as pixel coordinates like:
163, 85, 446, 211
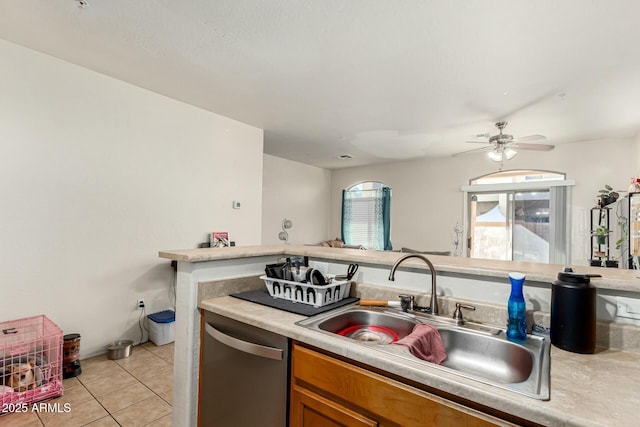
314, 309, 420, 344
296, 304, 550, 400
437, 327, 533, 384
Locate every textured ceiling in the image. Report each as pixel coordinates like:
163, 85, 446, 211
2, 0, 640, 169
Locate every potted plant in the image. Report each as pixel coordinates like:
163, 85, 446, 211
592, 226, 610, 245
598, 185, 619, 207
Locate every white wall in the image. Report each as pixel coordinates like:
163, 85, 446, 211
0, 40, 264, 357
331, 139, 634, 266
262, 154, 331, 245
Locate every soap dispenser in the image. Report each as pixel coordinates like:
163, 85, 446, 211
506, 272, 527, 343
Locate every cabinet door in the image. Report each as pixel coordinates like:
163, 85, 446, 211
290, 384, 378, 427
291, 343, 517, 427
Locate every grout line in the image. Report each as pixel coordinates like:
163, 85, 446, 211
79, 415, 122, 427
5, 345, 174, 427
135, 348, 174, 407
73, 349, 165, 424
72, 381, 114, 425
98, 345, 174, 420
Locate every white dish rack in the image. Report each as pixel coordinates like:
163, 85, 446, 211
260, 275, 351, 307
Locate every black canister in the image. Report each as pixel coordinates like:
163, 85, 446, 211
550, 268, 601, 354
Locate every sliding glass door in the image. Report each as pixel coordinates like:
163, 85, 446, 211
469, 190, 550, 263
512, 191, 550, 262
463, 170, 571, 265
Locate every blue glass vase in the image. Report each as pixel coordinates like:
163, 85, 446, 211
507, 272, 527, 343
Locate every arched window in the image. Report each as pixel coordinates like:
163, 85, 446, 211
341, 181, 392, 250
462, 169, 573, 264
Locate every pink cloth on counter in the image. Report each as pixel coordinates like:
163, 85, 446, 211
393, 324, 447, 364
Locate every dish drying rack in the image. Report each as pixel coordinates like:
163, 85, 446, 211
260, 275, 351, 307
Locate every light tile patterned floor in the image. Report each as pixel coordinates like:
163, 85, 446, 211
0, 342, 174, 427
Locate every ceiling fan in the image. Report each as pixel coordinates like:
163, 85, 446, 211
452, 121, 555, 162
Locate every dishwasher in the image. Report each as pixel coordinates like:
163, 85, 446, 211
200, 311, 290, 427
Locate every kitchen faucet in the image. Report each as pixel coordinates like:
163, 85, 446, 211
388, 254, 438, 315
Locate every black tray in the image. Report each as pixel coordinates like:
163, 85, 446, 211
230, 289, 358, 316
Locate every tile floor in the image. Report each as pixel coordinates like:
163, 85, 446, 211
0, 342, 174, 427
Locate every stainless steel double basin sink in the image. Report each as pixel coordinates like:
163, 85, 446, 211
296, 305, 550, 400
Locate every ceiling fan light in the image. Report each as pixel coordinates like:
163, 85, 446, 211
504, 147, 518, 160
487, 149, 503, 162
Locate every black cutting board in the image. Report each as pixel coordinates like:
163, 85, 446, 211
230, 289, 358, 316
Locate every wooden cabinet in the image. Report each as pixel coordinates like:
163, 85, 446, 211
291, 385, 378, 427
290, 343, 519, 427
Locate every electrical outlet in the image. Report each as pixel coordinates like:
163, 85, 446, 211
137, 299, 145, 310
617, 296, 640, 320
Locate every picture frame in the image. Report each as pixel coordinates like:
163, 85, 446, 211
210, 231, 230, 248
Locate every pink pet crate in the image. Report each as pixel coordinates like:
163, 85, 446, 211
1, 315, 64, 413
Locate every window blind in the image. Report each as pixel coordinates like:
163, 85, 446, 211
341, 187, 391, 250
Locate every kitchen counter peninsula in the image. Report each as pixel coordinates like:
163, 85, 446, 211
200, 295, 640, 427
159, 244, 640, 426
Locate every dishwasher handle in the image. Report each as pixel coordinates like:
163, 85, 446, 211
205, 322, 283, 361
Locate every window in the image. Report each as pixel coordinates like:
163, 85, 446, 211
341, 182, 392, 250
462, 170, 573, 264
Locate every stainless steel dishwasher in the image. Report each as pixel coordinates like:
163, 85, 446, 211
200, 311, 290, 427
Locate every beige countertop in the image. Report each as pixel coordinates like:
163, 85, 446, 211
162, 244, 640, 293
200, 296, 640, 427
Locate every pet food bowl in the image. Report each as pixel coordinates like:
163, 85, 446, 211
106, 340, 133, 360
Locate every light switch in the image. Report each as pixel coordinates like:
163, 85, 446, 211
232, 201, 241, 209
616, 296, 640, 320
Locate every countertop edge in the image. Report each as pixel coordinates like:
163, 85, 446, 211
162, 244, 640, 294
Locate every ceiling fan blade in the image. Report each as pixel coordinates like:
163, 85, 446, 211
452, 145, 492, 157
465, 140, 491, 144
512, 143, 555, 151
516, 134, 546, 143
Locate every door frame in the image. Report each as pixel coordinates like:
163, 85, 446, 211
462, 179, 575, 261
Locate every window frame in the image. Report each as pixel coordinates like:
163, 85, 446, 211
461, 170, 574, 264
341, 181, 392, 250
